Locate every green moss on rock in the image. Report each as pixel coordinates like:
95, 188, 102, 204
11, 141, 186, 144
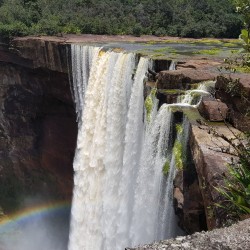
173, 140, 184, 170
145, 87, 157, 122
162, 159, 170, 175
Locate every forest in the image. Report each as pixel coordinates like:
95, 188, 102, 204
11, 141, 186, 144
0, 0, 243, 39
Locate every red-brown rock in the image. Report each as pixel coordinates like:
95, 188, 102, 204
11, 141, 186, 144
190, 124, 240, 230
198, 99, 228, 121
0, 61, 76, 212
12, 38, 69, 73
215, 75, 250, 131
157, 69, 217, 89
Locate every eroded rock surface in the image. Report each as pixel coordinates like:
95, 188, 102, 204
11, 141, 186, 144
157, 69, 217, 89
126, 218, 250, 250
12, 39, 69, 73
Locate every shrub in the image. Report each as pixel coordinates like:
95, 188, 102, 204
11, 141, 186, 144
154, 27, 166, 37
216, 134, 250, 219
132, 23, 143, 37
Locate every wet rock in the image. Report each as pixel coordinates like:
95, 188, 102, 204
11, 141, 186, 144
174, 155, 206, 234
157, 89, 185, 105
174, 187, 184, 211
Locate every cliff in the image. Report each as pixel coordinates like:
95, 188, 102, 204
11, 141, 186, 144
0, 38, 77, 212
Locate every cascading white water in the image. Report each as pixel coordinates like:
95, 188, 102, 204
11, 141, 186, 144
70, 44, 179, 250
129, 104, 173, 246
169, 61, 176, 71
69, 44, 216, 250
177, 80, 215, 105
71, 45, 100, 121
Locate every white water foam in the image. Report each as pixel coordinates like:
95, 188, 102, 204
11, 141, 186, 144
69, 45, 188, 250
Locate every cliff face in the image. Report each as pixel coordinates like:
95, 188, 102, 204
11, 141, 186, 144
0, 40, 76, 211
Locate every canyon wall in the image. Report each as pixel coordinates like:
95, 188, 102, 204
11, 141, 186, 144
0, 39, 76, 212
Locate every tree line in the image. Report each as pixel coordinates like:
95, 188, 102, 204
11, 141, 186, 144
0, 0, 243, 39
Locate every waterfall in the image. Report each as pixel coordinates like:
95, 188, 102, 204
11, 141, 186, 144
169, 61, 176, 71
68, 44, 186, 250
177, 80, 215, 105
129, 104, 173, 246
69, 44, 216, 250
71, 45, 100, 121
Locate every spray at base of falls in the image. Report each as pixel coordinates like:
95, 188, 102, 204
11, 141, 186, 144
69, 44, 214, 250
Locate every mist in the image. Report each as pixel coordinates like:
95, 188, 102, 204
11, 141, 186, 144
0, 201, 70, 250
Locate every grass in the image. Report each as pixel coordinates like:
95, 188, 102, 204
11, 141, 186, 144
193, 48, 221, 55
162, 159, 170, 175
158, 89, 186, 95
235, 66, 250, 73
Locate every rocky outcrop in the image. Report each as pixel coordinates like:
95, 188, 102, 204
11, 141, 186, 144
11, 38, 69, 73
157, 59, 220, 89
126, 218, 250, 250
173, 139, 206, 235
157, 69, 217, 89
215, 75, 250, 131
190, 124, 240, 229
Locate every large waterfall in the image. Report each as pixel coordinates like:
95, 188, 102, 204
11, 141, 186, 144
68, 45, 181, 250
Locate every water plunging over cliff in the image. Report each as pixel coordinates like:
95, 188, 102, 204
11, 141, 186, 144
68, 45, 183, 250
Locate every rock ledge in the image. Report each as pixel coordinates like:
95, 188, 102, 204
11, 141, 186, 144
126, 218, 250, 250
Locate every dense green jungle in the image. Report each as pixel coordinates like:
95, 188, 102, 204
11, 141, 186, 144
0, 0, 244, 39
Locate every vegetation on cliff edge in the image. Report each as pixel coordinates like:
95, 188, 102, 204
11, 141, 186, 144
215, 0, 250, 223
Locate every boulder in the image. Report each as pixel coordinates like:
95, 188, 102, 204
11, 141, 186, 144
198, 99, 228, 121
174, 187, 184, 211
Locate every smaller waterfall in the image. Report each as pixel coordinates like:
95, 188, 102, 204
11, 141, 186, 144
177, 80, 215, 105
71, 45, 100, 121
169, 61, 176, 71
129, 104, 174, 246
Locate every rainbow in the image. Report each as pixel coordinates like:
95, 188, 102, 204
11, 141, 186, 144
0, 200, 71, 233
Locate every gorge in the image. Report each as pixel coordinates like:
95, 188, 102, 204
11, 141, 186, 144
0, 35, 249, 250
